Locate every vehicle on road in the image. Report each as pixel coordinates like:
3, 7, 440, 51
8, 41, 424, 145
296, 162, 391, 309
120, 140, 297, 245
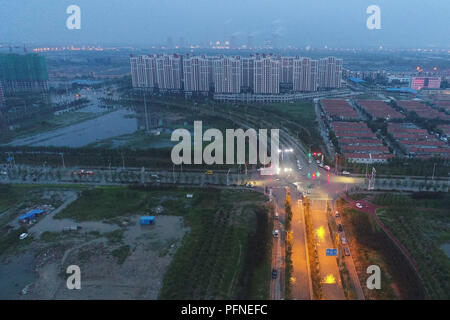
273, 229, 279, 238
338, 224, 344, 232
324, 165, 330, 171
205, 170, 214, 175
341, 236, 347, 245
335, 211, 340, 218
272, 269, 278, 279
274, 212, 279, 219
72, 169, 94, 176
342, 171, 350, 175
19, 233, 29, 240
245, 183, 254, 188
344, 247, 351, 256
356, 203, 363, 209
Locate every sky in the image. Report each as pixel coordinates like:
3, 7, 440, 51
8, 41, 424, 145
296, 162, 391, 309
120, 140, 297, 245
0, 0, 449, 48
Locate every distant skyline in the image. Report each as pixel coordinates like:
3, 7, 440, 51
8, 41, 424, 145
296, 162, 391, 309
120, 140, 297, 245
1, 0, 449, 49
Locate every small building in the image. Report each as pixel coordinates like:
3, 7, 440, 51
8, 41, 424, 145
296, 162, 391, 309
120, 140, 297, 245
18, 209, 44, 224
140, 216, 155, 225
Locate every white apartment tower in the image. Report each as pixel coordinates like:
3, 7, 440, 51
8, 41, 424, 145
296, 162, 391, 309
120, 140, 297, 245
213, 56, 241, 94
253, 56, 280, 94
293, 57, 319, 92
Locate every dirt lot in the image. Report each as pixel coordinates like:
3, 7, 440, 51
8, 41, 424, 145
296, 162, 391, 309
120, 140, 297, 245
0, 186, 188, 300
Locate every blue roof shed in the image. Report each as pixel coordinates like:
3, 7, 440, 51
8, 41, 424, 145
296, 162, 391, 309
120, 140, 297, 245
140, 216, 155, 225
18, 209, 44, 222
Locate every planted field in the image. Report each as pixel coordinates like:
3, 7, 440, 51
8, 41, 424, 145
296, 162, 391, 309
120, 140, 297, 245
339, 205, 425, 300
374, 193, 450, 299
159, 189, 272, 300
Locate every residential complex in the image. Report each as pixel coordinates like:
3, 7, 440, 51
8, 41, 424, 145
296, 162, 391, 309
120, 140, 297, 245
331, 121, 393, 163
0, 53, 49, 93
320, 99, 360, 121
387, 123, 450, 158
130, 54, 343, 96
356, 100, 405, 120
397, 100, 450, 120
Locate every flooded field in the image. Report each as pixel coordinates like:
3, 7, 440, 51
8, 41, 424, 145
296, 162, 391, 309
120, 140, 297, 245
7, 109, 139, 148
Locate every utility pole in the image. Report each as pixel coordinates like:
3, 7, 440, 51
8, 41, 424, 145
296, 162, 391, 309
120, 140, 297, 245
60, 153, 65, 168
432, 163, 436, 180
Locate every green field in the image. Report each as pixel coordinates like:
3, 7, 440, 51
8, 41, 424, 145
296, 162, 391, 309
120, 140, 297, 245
374, 193, 450, 299
339, 201, 425, 300
53, 185, 272, 299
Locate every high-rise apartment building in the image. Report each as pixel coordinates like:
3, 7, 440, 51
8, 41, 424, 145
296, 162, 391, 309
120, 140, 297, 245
131, 54, 182, 91
131, 54, 343, 95
253, 56, 280, 94
213, 56, 241, 94
183, 55, 209, 93
241, 57, 255, 91
318, 57, 343, 89
293, 57, 319, 92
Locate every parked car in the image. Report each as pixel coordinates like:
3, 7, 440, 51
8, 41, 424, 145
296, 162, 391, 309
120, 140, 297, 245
272, 268, 278, 279
356, 203, 363, 209
19, 233, 29, 240
344, 247, 351, 256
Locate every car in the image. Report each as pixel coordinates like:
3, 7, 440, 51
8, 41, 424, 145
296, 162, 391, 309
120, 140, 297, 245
342, 171, 350, 175
205, 170, 214, 175
272, 269, 278, 279
341, 236, 347, 245
19, 233, 29, 240
0, 170, 7, 175
335, 211, 340, 218
324, 165, 330, 171
337, 224, 344, 232
344, 247, 351, 256
274, 212, 279, 219
273, 229, 279, 238
356, 203, 363, 209
316, 160, 320, 164
245, 183, 254, 188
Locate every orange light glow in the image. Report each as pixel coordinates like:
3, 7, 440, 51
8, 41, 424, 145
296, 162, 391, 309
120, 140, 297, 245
323, 274, 336, 284
315, 226, 325, 242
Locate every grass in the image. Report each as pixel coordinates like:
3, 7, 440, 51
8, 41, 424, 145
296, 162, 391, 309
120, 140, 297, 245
0, 184, 20, 213
0, 226, 32, 256
111, 245, 131, 264
373, 193, 450, 299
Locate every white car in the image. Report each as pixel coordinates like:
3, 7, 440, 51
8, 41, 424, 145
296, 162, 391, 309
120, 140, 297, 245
341, 236, 347, 245
19, 233, 29, 240
273, 230, 279, 238
356, 203, 363, 209
342, 171, 350, 175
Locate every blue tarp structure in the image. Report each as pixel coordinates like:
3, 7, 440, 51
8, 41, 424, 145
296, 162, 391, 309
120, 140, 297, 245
18, 209, 44, 223
349, 77, 365, 83
140, 216, 155, 225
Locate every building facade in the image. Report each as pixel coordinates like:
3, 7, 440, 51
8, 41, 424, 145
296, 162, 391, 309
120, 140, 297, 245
130, 54, 343, 95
